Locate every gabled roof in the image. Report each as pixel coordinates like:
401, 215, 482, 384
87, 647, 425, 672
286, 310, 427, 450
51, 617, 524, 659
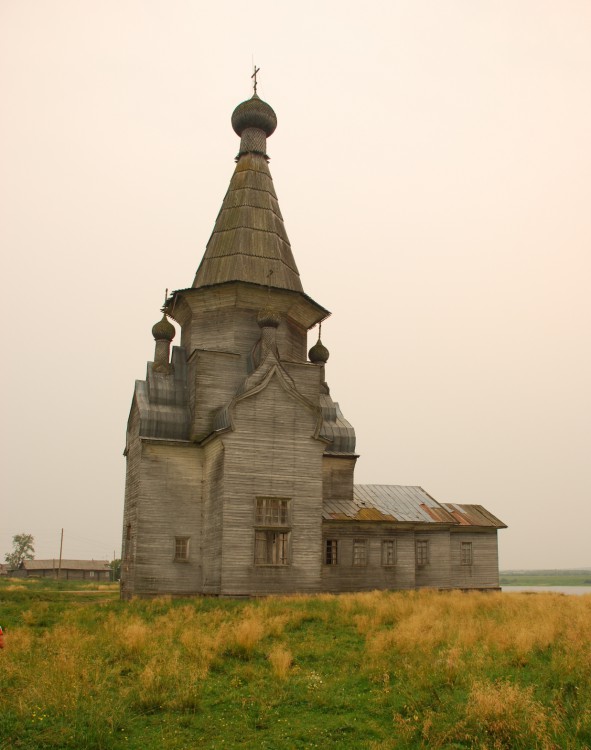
20, 560, 111, 571
192, 153, 303, 292
323, 485, 506, 528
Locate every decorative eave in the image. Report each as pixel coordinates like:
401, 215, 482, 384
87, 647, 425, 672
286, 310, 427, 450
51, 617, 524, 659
165, 281, 330, 331
211, 352, 327, 442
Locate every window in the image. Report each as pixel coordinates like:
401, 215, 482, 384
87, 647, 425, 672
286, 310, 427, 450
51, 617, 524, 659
256, 497, 289, 525
382, 540, 396, 566
461, 541, 473, 566
174, 537, 190, 561
416, 540, 429, 566
255, 531, 289, 565
325, 539, 338, 565
254, 497, 290, 566
88, 571, 95, 578
353, 539, 367, 566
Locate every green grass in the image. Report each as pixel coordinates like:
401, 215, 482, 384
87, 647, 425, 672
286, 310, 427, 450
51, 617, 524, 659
500, 569, 591, 586
1, 578, 591, 749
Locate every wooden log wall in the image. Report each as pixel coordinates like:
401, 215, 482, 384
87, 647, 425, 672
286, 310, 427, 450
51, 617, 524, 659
121, 405, 141, 599
219, 376, 326, 596
130, 439, 203, 597
321, 524, 417, 592
202, 439, 225, 595
449, 529, 500, 589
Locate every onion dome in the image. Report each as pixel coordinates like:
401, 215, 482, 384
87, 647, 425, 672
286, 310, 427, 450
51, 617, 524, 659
152, 313, 175, 342
232, 94, 277, 138
309, 338, 329, 364
257, 307, 281, 328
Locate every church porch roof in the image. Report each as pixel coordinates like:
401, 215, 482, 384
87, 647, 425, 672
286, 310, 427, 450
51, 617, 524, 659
323, 485, 505, 528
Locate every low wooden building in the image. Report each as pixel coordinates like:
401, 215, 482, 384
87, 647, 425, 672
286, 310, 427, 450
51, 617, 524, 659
121, 88, 506, 599
11, 560, 112, 581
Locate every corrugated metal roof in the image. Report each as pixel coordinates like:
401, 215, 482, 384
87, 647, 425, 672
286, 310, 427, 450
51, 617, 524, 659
322, 486, 505, 528
22, 560, 111, 571
323, 485, 455, 524
441, 503, 507, 529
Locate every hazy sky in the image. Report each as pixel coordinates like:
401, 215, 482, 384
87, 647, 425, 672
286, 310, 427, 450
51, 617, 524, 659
1, 1, 590, 570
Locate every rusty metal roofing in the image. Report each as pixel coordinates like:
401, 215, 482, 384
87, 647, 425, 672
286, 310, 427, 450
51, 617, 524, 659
322, 485, 505, 528
323, 485, 456, 524
441, 503, 507, 529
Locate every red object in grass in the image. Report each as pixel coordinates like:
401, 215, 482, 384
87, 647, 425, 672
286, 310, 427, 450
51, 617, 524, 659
0, 626, 4, 648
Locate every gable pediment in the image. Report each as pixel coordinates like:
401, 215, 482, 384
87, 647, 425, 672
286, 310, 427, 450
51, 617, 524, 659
212, 353, 324, 440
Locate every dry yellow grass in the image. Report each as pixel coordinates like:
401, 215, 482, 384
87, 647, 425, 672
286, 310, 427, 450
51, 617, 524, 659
2, 586, 590, 749
268, 644, 292, 679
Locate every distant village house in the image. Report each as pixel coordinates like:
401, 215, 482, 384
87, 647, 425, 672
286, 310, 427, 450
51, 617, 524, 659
10, 560, 112, 581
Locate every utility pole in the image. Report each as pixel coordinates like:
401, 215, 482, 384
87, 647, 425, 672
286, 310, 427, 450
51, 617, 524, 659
57, 528, 64, 581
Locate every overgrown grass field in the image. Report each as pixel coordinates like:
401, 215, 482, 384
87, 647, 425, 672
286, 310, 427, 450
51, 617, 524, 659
1, 579, 590, 749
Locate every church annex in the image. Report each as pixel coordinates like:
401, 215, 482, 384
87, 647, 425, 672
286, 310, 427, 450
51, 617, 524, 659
121, 87, 505, 599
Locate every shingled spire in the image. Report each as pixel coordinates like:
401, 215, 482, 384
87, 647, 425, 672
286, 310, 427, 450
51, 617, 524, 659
192, 91, 303, 293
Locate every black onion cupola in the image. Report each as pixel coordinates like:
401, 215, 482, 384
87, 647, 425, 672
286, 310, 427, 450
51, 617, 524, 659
151, 312, 175, 372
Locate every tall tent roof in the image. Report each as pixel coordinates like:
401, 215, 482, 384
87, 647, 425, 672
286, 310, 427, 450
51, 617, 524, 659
192, 93, 304, 293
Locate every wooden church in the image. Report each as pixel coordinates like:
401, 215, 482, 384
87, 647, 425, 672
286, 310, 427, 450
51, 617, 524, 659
121, 87, 505, 599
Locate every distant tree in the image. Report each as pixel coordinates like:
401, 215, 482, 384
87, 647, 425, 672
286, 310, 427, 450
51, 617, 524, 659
4, 533, 35, 569
109, 559, 121, 582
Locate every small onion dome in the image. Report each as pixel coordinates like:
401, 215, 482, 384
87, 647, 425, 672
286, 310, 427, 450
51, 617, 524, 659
152, 313, 175, 341
232, 94, 277, 138
309, 338, 329, 364
257, 307, 281, 328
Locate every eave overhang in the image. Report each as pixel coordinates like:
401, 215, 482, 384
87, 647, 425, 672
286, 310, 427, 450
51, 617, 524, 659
165, 280, 330, 331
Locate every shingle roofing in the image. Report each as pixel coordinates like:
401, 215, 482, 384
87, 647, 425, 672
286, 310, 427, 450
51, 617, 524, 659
192, 152, 303, 292
322, 485, 506, 528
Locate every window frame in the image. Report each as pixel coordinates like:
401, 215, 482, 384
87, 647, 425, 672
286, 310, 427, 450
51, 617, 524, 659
324, 539, 338, 565
381, 539, 397, 567
352, 539, 367, 566
254, 497, 291, 567
174, 536, 190, 562
255, 497, 290, 526
416, 539, 429, 567
460, 541, 473, 566
254, 530, 290, 566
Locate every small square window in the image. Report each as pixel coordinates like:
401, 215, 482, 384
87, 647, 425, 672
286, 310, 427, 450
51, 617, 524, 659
382, 540, 396, 566
174, 537, 190, 561
461, 541, 473, 566
416, 540, 429, 566
353, 539, 367, 566
325, 539, 338, 565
